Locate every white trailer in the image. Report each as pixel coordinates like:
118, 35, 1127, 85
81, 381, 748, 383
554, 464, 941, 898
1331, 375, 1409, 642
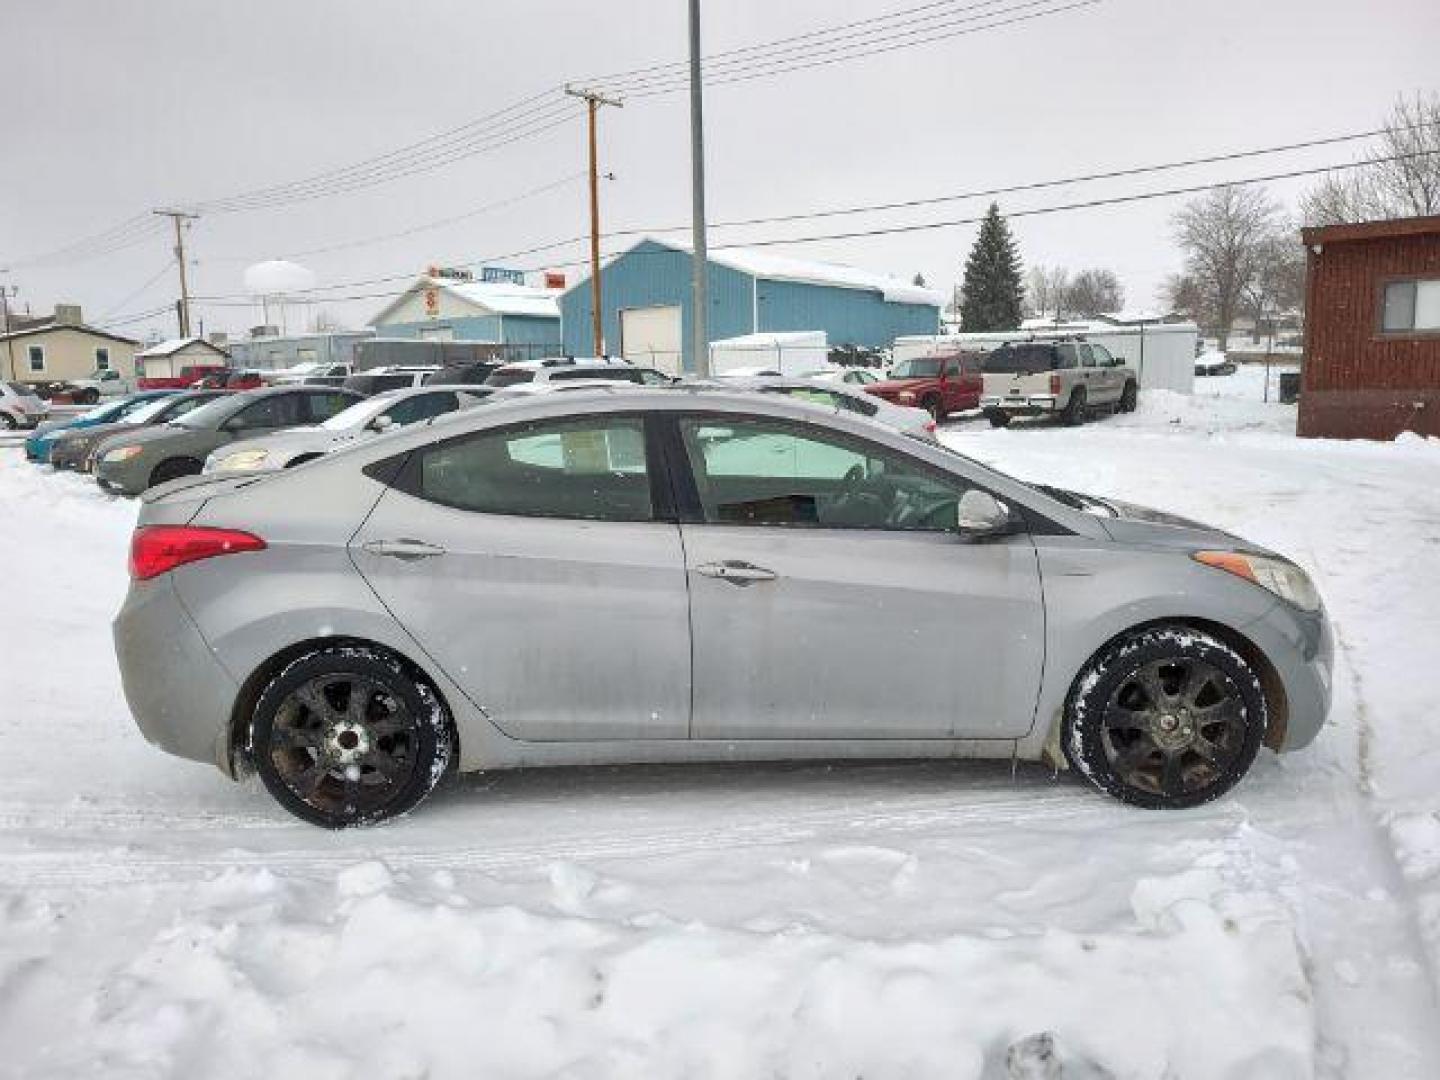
894, 320, 1197, 393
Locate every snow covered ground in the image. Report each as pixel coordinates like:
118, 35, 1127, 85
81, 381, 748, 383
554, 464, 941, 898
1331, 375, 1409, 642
1, 376, 1438, 1078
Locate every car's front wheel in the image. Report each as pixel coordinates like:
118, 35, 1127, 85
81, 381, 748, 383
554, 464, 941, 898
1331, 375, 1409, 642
1119, 381, 1138, 412
251, 646, 454, 827
1062, 626, 1267, 809
0, 413, 15, 430
985, 409, 1012, 428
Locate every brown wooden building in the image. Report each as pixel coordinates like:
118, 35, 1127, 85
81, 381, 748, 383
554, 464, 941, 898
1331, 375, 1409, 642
1299, 215, 1440, 439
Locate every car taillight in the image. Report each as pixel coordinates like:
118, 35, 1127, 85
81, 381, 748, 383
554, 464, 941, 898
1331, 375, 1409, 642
1050, 374, 1061, 395
129, 525, 266, 581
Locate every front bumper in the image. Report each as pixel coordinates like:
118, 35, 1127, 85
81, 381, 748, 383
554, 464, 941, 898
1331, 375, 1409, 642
94, 456, 149, 496
1244, 600, 1334, 752
113, 577, 239, 772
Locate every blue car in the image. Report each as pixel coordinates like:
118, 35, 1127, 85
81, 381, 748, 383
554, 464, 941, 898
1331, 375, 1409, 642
25, 391, 178, 463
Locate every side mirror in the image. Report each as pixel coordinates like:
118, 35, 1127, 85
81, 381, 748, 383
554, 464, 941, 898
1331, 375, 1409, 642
369, 415, 396, 433
956, 489, 1013, 538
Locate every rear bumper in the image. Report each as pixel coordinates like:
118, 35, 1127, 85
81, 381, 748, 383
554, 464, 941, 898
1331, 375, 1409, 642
982, 395, 1057, 413
113, 577, 239, 773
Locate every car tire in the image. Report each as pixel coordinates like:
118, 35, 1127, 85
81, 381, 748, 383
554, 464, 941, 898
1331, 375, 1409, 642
920, 394, 944, 422
1062, 625, 1268, 809
1061, 388, 1087, 426
985, 409, 1012, 428
79, 389, 100, 405
0, 413, 15, 430
147, 457, 203, 488
1119, 381, 1138, 413
251, 646, 454, 828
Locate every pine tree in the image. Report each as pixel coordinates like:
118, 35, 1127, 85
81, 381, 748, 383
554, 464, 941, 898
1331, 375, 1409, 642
912, 272, 927, 287
959, 203, 1025, 331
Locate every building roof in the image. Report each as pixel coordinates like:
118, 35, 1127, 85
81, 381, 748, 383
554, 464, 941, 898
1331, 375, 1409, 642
1301, 214, 1440, 246
135, 336, 230, 358
586, 238, 946, 307
372, 276, 563, 325
0, 322, 139, 346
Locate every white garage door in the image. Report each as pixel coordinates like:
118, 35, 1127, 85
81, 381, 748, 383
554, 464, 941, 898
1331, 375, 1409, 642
620, 305, 683, 375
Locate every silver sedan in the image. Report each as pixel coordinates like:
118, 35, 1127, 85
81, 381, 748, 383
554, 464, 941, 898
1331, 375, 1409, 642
113, 387, 1331, 827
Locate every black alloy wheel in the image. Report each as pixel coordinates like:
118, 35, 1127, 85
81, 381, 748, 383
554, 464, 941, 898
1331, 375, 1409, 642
252, 647, 453, 827
1063, 626, 1267, 809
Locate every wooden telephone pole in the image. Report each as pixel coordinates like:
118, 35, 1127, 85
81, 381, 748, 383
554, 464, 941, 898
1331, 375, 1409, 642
564, 86, 622, 356
153, 209, 199, 338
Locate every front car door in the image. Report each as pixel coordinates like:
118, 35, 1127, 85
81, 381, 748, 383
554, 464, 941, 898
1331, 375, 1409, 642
669, 413, 1045, 741
351, 412, 692, 741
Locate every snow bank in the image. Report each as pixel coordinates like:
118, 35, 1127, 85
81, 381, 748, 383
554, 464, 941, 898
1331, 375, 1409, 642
2, 860, 1311, 1079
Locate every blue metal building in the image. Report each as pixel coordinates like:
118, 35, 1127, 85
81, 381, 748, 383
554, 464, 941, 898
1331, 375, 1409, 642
559, 237, 943, 372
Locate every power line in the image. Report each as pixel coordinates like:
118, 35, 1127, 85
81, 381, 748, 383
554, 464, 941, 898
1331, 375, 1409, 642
93, 259, 176, 323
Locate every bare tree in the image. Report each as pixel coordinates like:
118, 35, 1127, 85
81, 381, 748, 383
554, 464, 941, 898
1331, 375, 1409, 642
1171, 185, 1286, 349
1302, 92, 1440, 225
1063, 268, 1126, 318
1024, 264, 1070, 319
1242, 235, 1306, 336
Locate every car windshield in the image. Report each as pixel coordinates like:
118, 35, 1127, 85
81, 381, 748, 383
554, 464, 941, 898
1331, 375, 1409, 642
173, 395, 242, 428
79, 400, 125, 421
889, 358, 942, 378
321, 396, 391, 431
982, 345, 1056, 374
6, 381, 34, 397
486, 369, 537, 387
122, 397, 175, 423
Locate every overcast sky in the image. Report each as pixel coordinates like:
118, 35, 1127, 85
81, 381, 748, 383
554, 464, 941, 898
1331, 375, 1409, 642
3, 0, 1437, 341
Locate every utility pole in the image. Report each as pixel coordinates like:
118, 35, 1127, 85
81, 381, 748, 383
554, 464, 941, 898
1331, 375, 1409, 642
0, 281, 17, 381
564, 85, 622, 357
688, 0, 711, 376
154, 209, 199, 338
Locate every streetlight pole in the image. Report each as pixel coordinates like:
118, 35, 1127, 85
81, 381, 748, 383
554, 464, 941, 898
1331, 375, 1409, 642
688, 0, 711, 377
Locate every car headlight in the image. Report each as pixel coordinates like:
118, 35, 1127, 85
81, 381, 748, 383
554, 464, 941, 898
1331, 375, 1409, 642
897, 390, 917, 404
102, 445, 144, 463
1193, 551, 1322, 612
210, 449, 270, 472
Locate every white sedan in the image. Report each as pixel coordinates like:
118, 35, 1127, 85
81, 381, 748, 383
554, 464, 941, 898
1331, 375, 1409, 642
204, 386, 490, 474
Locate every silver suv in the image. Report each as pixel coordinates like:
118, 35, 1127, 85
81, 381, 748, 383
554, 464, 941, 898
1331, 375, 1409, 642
0, 380, 48, 429
113, 387, 1331, 827
980, 340, 1138, 427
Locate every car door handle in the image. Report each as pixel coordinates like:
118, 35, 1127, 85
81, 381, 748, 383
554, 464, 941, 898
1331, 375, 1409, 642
362, 538, 447, 561
695, 560, 778, 585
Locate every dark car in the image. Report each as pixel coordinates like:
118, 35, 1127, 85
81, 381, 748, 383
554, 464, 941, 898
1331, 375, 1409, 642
93, 386, 362, 495
48, 389, 232, 472
865, 351, 984, 420
422, 360, 505, 387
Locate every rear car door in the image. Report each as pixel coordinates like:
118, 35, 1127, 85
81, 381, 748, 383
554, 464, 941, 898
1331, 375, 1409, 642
670, 413, 1045, 741
351, 412, 691, 741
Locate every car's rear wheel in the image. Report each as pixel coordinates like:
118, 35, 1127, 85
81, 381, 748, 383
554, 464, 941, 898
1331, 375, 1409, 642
1061, 388, 1087, 426
1062, 626, 1267, 809
985, 409, 1012, 428
147, 457, 203, 488
78, 389, 100, 405
920, 393, 943, 422
1119, 381, 1138, 412
251, 647, 453, 828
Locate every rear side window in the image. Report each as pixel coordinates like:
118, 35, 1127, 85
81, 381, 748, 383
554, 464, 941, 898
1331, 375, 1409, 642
549, 368, 642, 383
408, 417, 652, 521
1055, 345, 1080, 369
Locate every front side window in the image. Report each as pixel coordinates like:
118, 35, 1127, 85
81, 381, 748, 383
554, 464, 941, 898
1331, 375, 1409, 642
1383, 280, 1440, 333
304, 392, 357, 422
678, 417, 968, 532
1078, 345, 1096, 367
381, 392, 458, 428
1091, 344, 1116, 366
27, 345, 44, 372
412, 417, 652, 521
230, 395, 303, 431
95, 347, 111, 371
486, 368, 536, 387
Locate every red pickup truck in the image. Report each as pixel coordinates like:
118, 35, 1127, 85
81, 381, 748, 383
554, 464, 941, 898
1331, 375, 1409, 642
864, 350, 984, 421
137, 361, 230, 391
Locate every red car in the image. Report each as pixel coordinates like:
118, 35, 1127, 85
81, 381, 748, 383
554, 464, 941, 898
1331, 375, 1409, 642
137, 362, 231, 391
865, 350, 984, 420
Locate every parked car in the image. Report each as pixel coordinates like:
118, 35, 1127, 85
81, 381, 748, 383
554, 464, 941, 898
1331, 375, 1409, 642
422, 360, 505, 387
113, 386, 1331, 826
801, 367, 881, 387
274, 362, 353, 387
48, 390, 231, 472
1195, 352, 1237, 377
197, 370, 263, 390
485, 357, 673, 388
341, 366, 441, 396
204, 386, 490, 475
60, 369, 132, 404
138, 362, 230, 391
94, 386, 361, 495
703, 375, 936, 439
0, 380, 48, 430
865, 350, 984, 420
24, 391, 177, 462
980, 340, 1138, 427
